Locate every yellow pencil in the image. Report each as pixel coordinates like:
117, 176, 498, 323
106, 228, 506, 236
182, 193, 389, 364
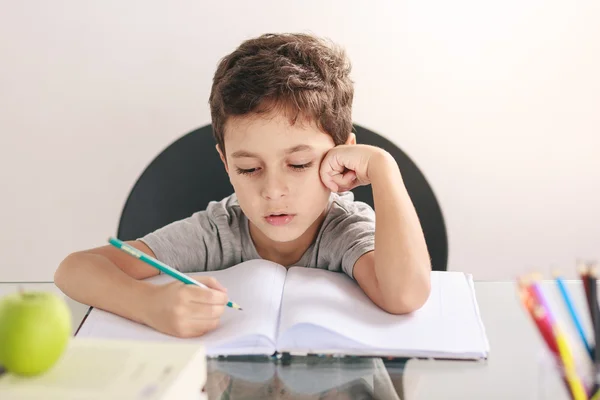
554, 326, 588, 400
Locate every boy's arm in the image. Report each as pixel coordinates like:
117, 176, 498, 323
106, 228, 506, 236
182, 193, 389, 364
353, 150, 431, 314
54, 241, 229, 337
321, 146, 431, 315
54, 241, 161, 324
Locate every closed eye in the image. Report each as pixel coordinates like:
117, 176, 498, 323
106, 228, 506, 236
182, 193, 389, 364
290, 162, 313, 171
235, 162, 312, 176
235, 167, 260, 176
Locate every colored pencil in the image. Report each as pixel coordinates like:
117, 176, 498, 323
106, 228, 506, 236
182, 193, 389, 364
520, 289, 559, 354
553, 321, 588, 400
554, 270, 593, 358
589, 266, 600, 383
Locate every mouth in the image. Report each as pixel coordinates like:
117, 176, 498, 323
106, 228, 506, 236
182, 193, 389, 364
264, 213, 296, 226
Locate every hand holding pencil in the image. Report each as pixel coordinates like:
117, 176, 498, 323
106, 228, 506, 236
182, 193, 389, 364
108, 236, 243, 339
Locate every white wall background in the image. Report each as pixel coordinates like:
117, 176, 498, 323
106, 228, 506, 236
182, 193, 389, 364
1, 0, 598, 282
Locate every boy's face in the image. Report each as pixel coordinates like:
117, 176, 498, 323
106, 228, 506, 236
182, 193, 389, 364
219, 112, 337, 244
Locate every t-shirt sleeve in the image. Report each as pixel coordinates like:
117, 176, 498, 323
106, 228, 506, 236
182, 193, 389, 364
320, 199, 376, 279
138, 199, 239, 273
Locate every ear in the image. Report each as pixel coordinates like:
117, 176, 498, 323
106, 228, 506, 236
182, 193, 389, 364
215, 144, 229, 174
345, 132, 356, 145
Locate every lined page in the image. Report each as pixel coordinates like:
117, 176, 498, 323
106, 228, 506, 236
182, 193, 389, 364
277, 268, 489, 359
77, 260, 286, 356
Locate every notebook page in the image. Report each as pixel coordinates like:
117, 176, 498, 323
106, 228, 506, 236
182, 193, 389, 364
77, 260, 286, 356
277, 268, 488, 359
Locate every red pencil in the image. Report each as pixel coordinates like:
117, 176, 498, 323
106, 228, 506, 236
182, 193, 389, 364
519, 285, 558, 354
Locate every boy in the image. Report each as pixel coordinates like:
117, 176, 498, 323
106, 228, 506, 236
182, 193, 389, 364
54, 33, 431, 339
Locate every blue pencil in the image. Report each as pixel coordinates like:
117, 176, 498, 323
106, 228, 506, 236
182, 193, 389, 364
554, 272, 592, 358
108, 236, 242, 310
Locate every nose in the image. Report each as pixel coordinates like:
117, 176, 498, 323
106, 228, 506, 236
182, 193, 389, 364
261, 169, 288, 200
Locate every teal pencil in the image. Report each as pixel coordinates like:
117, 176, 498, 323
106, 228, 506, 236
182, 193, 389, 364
554, 271, 593, 358
108, 236, 242, 311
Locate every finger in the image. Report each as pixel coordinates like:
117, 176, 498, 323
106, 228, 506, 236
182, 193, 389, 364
184, 286, 228, 305
186, 303, 226, 319
330, 170, 357, 192
333, 170, 356, 187
320, 163, 343, 192
321, 175, 339, 192
178, 318, 220, 338
195, 276, 227, 293
323, 151, 347, 175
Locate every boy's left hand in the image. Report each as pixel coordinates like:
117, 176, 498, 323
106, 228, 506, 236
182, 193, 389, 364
320, 144, 391, 193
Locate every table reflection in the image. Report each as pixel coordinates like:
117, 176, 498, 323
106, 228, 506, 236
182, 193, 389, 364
205, 357, 410, 400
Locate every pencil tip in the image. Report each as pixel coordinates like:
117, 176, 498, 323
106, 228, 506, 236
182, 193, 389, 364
551, 269, 561, 278
518, 275, 532, 287
578, 260, 589, 275
530, 272, 543, 281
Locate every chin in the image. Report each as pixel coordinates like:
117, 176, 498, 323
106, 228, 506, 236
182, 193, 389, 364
253, 221, 303, 242
263, 228, 304, 243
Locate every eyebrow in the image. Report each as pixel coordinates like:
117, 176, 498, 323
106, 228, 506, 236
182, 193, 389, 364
230, 144, 314, 159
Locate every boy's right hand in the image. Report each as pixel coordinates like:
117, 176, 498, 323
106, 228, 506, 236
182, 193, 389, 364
141, 277, 229, 338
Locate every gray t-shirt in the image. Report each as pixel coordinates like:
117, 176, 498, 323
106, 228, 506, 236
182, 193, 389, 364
139, 191, 375, 279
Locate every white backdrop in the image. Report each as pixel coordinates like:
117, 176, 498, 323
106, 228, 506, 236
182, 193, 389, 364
1, 0, 598, 282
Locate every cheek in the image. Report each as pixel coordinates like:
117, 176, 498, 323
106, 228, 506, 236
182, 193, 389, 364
229, 173, 255, 190
293, 167, 326, 189
230, 175, 262, 217
294, 172, 330, 204
229, 177, 258, 206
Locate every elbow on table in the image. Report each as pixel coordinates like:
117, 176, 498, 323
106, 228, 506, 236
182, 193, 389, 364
381, 275, 431, 315
54, 252, 79, 290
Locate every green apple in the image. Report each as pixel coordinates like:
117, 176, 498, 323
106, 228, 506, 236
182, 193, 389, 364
0, 290, 71, 376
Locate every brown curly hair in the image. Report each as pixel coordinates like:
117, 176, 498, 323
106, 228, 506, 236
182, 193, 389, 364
209, 33, 354, 155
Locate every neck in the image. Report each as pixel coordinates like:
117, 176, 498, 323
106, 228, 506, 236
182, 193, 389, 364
249, 210, 327, 267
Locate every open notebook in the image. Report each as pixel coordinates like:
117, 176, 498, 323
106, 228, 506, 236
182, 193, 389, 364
77, 260, 489, 360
